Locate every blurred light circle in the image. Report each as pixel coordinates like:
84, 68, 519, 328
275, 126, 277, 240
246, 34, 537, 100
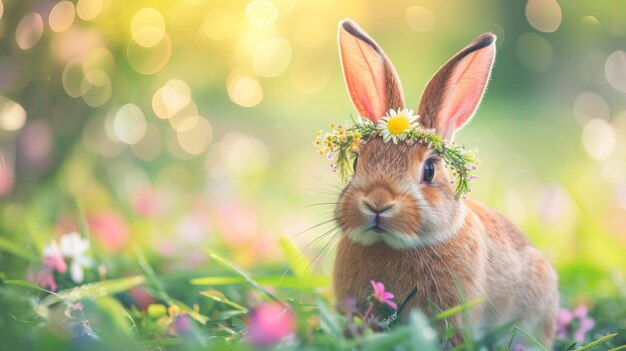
62, 60, 86, 98
573, 91, 609, 126
83, 48, 115, 76
16, 13, 44, 50
516, 32, 552, 72
525, 0, 561, 33
406, 6, 435, 32
76, 0, 103, 21
84, 116, 127, 157
605, 50, 626, 93
234, 28, 280, 67
169, 112, 199, 132
49, 1, 76, 33
245, 0, 278, 27
202, 9, 234, 40
0, 96, 26, 131
227, 73, 263, 107
220, 132, 269, 176
176, 117, 212, 155
131, 8, 166, 48
131, 122, 162, 161
127, 33, 172, 75
0, 1, 4, 19
113, 104, 147, 145
165, 128, 193, 160
602, 160, 626, 184
152, 79, 192, 119
163, 79, 191, 112
253, 37, 291, 77
580, 16, 601, 29
81, 69, 112, 107
292, 15, 330, 48
582, 118, 616, 160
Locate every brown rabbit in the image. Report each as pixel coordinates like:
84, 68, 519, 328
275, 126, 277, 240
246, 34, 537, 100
332, 19, 559, 347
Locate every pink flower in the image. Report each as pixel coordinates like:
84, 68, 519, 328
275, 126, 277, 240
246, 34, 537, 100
132, 187, 159, 217
370, 280, 397, 310
35, 266, 58, 291
43, 240, 67, 273
89, 212, 129, 252
246, 303, 295, 347
557, 306, 595, 343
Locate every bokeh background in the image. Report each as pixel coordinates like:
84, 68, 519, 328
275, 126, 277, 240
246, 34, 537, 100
0, 0, 626, 346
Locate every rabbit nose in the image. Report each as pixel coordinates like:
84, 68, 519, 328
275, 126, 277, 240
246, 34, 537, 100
363, 200, 394, 215
362, 186, 396, 215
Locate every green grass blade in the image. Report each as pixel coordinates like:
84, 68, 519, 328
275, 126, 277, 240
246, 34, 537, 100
38, 275, 146, 307
513, 326, 550, 351
2, 279, 56, 294
607, 345, 626, 351
435, 297, 484, 320
279, 236, 310, 278
190, 275, 329, 289
133, 246, 172, 304
200, 290, 248, 312
205, 251, 281, 303
574, 333, 618, 351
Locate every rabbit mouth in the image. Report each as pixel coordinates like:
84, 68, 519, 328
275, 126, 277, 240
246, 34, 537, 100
371, 225, 385, 234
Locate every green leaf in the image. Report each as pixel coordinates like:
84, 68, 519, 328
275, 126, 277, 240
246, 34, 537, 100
200, 290, 248, 312
2, 279, 50, 292
38, 275, 146, 307
278, 236, 310, 278
574, 333, 618, 351
190, 275, 329, 290
435, 297, 484, 320
205, 251, 281, 303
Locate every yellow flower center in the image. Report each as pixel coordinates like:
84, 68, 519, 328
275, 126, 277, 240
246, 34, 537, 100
387, 115, 410, 135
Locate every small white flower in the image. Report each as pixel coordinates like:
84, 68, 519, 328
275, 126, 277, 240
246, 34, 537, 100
59, 232, 93, 284
376, 108, 419, 144
43, 240, 67, 273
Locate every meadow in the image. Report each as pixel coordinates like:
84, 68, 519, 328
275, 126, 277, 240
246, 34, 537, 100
1, 0, 626, 350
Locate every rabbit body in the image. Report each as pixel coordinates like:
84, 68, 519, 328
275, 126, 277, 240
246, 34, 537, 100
330, 19, 559, 347
334, 199, 558, 345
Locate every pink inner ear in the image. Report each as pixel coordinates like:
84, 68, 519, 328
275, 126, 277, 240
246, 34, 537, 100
438, 43, 495, 138
339, 27, 389, 123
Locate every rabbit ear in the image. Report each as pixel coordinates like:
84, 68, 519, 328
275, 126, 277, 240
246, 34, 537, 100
338, 19, 404, 123
419, 33, 496, 140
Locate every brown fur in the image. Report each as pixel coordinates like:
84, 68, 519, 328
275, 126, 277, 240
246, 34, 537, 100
333, 20, 559, 348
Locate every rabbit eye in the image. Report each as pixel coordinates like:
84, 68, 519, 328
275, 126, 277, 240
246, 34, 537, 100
422, 159, 436, 182
352, 156, 359, 173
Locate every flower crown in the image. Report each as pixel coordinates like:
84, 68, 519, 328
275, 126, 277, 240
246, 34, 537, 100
314, 108, 479, 199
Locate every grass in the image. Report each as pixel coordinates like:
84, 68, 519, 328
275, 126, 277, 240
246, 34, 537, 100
1, 232, 625, 351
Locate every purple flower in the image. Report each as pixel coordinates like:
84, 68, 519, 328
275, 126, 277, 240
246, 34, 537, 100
556, 306, 595, 343
370, 280, 397, 310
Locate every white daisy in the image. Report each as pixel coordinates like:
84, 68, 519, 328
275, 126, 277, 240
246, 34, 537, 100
59, 232, 93, 284
376, 108, 419, 143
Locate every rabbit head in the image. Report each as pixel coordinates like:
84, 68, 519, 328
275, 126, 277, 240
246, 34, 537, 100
335, 19, 496, 249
